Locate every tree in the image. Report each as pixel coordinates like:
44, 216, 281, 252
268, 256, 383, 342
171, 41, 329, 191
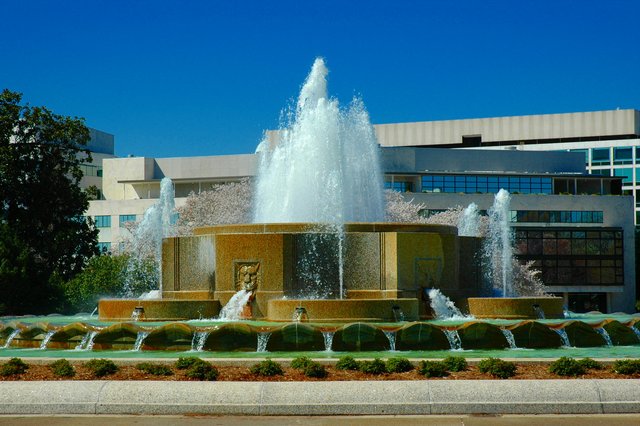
0, 89, 99, 314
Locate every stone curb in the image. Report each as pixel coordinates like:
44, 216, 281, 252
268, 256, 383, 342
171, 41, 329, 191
0, 380, 638, 415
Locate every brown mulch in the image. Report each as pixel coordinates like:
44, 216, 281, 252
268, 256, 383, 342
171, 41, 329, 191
0, 362, 638, 381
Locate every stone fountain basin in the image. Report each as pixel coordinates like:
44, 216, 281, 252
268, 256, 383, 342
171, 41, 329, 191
267, 298, 419, 322
98, 299, 221, 321
468, 297, 564, 319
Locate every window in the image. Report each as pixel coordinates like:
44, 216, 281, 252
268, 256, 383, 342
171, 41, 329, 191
384, 181, 413, 192
94, 215, 111, 228
509, 210, 603, 224
119, 214, 137, 227
613, 168, 633, 184
96, 242, 111, 253
591, 148, 610, 166
614, 147, 633, 165
420, 174, 554, 195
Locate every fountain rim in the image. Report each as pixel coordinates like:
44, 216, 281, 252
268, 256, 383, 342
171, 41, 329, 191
193, 222, 460, 236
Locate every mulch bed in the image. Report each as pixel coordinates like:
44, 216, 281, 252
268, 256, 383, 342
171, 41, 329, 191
1, 362, 638, 381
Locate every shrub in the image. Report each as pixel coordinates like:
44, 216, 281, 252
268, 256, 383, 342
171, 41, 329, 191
358, 358, 387, 375
304, 363, 328, 378
335, 355, 360, 371
549, 357, 586, 377
85, 359, 118, 377
577, 358, 603, 370
443, 356, 468, 372
185, 359, 219, 381
50, 359, 75, 377
477, 358, 517, 379
175, 356, 200, 370
250, 359, 284, 376
0, 358, 29, 376
418, 360, 449, 378
136, 362, 173, 376
386, 357, 414, 373
291, 356, 314, 370
613, 359, 640, 375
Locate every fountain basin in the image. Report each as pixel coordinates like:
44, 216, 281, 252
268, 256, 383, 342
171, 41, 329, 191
98, 299, 221, 321
468, 297, 564, 319
267, 298, 419, 322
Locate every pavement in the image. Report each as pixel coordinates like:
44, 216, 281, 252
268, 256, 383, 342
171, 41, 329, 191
0, 379, 639, 416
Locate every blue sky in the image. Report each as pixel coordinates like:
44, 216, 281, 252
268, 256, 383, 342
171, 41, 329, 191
2, 1, 639, 158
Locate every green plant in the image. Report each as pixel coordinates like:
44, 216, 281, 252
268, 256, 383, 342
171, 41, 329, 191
443, 356, 468, 372
50, 359, 75, 377
358, 358, 387, 375
85, 359, 118, 377
418, 360, 449, 378
613, 359, 640, 375
335, 355, 360, 371
136, 362, 173, 376
477, 358, 517, 379
0, 357, 29, 376
175, 356, 200, 370
548, 357, 586, 377
577, 358, 603, 370
304, 363, 328, 378
250, 359, 284, 376
291, 356, 314, 370
185, 359, 219, 381
386, 357, 414, 373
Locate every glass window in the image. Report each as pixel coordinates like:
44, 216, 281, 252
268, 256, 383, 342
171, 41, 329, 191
613, 168, 633, 184
119, 214, 137, 226
94, 215, 111, 228
591, 148, 610, 165
614, 147, 633, 165
96, 242, 111, 253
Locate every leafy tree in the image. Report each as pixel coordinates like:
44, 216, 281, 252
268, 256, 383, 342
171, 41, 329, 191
0, 89, 98, 314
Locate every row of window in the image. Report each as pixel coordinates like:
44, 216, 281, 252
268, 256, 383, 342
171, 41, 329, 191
572, 146, 639, 166
420, 175, 553, 194
94, 215, 137, 228
510, 210, 603, 224
80, 164, 103, 177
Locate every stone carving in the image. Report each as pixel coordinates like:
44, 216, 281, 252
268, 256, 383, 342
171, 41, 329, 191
235, 262, 260, 292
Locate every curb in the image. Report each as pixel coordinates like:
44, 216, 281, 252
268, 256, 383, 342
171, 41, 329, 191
0, 380, 638, 415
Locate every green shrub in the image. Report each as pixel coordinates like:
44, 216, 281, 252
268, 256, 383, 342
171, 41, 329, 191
549, 357, 586, 377
577, 358, 603, 370
185, 359, 219, 381
136, 362, 173, 376
358, 358, 387, 375
50, 359, 75, 377
443, 356, 468, 372
418, 360, 449, 378
335, 355, 360, 371
386, 357, 413, 373
477, 358, 516, 379
175, 356, 200, 370
291, 356, 314, 370
304, 363, 328, 378
0, 358, 29, 377
613, 359, 640, 375
250, 359, 284, 376
85, 359, 118, 377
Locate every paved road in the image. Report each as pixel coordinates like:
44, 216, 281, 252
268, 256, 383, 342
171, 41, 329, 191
1, 414, 640, 425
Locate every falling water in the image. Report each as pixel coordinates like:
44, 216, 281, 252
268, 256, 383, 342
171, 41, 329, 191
443, 329, 463, 350
383, 330, 397, 351
191, 331, 210, 352
500, 329, 518, 349
219, 290, 252, 321
257, 332, 271, 352
132, 331, 150, 351
2, 330, 20, 349
392, 305, 405, 322
484, 189, 514, 297
458, 203, 480, 237
630, 324, 640, 342
595, 328, 613, 347
553, 328, 571, 347
533, 305, 546, 319
75, 331, 98, 351
322, 331, 334, 352
428, 289, 468, 320
39, 330, 56, 350
123, 177, 176, 298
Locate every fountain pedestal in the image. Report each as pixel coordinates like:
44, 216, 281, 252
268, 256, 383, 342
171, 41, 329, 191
468, 297, 564, 319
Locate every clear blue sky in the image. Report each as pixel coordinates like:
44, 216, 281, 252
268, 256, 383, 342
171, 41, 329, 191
2, 0, 639, 158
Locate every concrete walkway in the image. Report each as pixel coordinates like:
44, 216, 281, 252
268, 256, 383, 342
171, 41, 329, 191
0, 380, 638, 415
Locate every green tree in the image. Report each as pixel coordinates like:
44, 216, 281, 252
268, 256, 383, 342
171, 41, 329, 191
0, 89, 99, 314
